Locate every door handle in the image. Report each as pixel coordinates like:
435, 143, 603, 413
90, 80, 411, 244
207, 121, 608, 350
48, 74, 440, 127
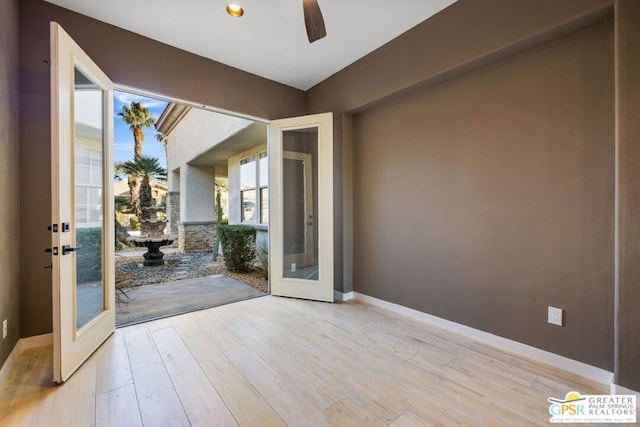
45, 247, 59, 255
62, 245, 79, 255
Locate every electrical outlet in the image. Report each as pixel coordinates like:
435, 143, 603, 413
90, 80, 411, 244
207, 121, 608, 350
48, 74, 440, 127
548, 306, 563, 326
2, 319, 7, 339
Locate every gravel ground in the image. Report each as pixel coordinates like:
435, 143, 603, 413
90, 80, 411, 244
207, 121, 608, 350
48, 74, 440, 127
209, 265, 269, 294
115, 251, 268, 294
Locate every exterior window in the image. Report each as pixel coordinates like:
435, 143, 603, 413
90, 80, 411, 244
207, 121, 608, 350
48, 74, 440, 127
241, 190, 256, 222
240, 151, 268, 224
259, 152, 269, 224
75, 147, 103, 226
240, 156, 256, 222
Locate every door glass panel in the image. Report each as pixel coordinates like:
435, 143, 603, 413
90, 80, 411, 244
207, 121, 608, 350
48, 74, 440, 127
282, 127, 319, 280
74, 66, 104, 330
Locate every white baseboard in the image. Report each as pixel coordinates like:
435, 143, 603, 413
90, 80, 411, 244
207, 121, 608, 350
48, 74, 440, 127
354, 292, 614, 385
0, 333, 53, 387
611, 383, 640, 408
334, 290, 354, 302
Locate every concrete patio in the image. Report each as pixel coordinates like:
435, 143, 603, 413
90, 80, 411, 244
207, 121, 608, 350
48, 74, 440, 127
76, 249, 267, 327
115, 274, 266, 326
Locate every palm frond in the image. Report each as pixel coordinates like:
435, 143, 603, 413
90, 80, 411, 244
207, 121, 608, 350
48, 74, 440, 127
115, 155, 167, 182
118, 101, 157, 129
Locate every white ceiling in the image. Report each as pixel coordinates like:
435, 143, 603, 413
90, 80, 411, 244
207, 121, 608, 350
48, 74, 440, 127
44, 0, 456, 90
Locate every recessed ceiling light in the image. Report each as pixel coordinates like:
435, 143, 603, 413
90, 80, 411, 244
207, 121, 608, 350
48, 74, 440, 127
226, 3, 244, 17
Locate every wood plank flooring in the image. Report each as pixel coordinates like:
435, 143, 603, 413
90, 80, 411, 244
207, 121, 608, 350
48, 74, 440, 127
0, 296, 612, 426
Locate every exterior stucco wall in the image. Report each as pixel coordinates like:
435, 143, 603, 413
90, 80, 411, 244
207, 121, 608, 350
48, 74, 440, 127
228, 153, 241, 225
179, 165, 214, 223
167, 108, 257, 173
166, 109, 267, 252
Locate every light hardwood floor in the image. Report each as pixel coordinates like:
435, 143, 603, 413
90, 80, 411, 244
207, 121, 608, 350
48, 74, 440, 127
0, 296, 612, 426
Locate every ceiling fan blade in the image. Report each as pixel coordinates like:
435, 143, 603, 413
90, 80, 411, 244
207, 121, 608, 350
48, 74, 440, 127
303, 0, 326, 43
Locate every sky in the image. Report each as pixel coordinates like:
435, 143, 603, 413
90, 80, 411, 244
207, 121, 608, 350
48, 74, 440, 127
113, 90, 168, 171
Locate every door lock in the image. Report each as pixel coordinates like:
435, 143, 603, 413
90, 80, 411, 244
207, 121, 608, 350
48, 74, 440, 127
44, 247, 59, 255
62, 245, 79, 255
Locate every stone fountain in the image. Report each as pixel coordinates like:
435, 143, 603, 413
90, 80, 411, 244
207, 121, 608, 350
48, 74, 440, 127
129, 206, 174, 266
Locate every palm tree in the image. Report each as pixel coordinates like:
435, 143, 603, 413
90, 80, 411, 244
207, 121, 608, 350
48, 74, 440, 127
118, 101, 156, 161
115, 156, 167, 218
117, 101, 157, 221
155, 132, 168, 168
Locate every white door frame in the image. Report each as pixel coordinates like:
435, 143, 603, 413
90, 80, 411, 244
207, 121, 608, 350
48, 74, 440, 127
51, 22, 115, 383
269, 113, 333, 302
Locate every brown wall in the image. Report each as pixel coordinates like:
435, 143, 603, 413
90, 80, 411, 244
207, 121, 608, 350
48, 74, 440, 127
308, 0, 640, 386
352, 21, 615, 369
18, 0, 306, 337
615, 0, 640, 390
310, 0, 619, 317
20, 1, 305, 121
12, 0, 639, 389
307, 0, 613, 114
0, 0, 21, 369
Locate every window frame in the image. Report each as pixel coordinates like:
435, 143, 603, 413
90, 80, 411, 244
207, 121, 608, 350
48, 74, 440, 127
239, 148, 268, 225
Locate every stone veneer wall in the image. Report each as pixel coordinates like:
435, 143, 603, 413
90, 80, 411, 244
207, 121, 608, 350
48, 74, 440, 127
179, 221, 216, 253
167, 191, 180, 238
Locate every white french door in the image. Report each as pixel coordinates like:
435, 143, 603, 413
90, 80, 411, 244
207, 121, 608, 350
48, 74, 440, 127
269, 113, 334, 302
50, 22, 115, 383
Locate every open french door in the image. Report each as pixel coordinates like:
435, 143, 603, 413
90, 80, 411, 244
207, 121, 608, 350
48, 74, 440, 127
269, 113, 334, 302
50, 23, 115, 383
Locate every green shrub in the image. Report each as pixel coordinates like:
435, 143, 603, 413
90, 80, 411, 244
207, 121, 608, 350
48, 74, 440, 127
256, 247, 268, 280
129, 215, 140, 231
115, 196, 132, 214
219, 224, 256, 273
115, 211, 127, 224
76, 227, 102, 284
